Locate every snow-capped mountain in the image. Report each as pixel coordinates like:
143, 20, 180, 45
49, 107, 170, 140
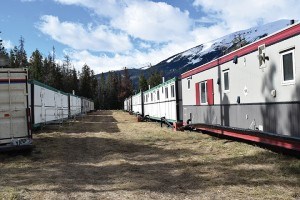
153, 19, 293, 80
97, 19, 295, 89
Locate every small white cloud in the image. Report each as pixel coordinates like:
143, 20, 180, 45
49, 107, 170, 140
37, 15, 133, 52
2, 40, 14, 50
139, 42, 151, 49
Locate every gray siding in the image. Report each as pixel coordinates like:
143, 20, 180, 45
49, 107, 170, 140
183, 102, 300, 138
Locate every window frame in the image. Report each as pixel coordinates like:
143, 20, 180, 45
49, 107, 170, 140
223, 69, 230, 93
200, 81, 208, 105
281, 49, 296, 85
165, 86, 169, 99
171, 84, 175, 98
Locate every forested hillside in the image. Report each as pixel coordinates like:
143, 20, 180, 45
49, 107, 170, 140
0, 37, 134, 110
96, 19, 292, 91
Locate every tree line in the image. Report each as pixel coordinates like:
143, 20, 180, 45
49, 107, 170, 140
0, 35, 162, 110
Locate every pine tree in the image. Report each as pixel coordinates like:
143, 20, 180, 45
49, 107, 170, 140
0, 33, 9, 67
105, 72, 118, 109
111, 72, 119, 109
79, 64, 94, 99
71, 67, 79, 95
8, 37, 28, 68
17, 36, 28, 67
148, 70, 162, 88
9, 46, 19, 68
98, 73, 106, 109
53, 63, 63, 90
62, 55, 73, 93
139, 73, 148, 91
119, 67, 133, 105
29, 49, 43, 81
91, 69, 98, 99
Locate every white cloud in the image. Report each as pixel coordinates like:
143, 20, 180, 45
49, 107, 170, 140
193, 0, 300, 32
139, 42, 152, 49
55, 0, 191, 43
39, 0, 300, 74
66, 39, 201, 74
111, 1, 191, 42
41, 0, 198, 73
37, 15, 132, 53
54, 0, 124, 18
2, 40, 14, 50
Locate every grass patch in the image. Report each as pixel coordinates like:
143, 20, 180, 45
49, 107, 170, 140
0, 110, 299, 200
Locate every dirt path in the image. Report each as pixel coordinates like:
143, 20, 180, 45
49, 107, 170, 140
0, 110, 299, 200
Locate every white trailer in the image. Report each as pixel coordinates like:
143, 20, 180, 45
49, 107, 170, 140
90, 101, 94, 111
68, 94, 82, 117
124, 99, 128, 111
143, 77, 182, 123
81, 97, 94, 114
131, 92, 143, 116
0, 68, 32, 150
29, 80, 69, 128
124, 97, 132, 112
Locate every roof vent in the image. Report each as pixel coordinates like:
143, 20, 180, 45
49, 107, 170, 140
290, 19, 295, 25
233, 55, 238, 64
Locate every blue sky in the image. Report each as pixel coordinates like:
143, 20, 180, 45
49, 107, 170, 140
1, 0, 299, 74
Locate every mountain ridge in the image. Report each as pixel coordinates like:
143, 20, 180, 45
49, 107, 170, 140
96, 19, 294, 89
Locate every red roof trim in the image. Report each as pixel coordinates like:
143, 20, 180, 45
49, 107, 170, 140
181, 23, 300, 79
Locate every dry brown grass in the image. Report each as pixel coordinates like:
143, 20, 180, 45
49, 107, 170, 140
0, 110, 299, 200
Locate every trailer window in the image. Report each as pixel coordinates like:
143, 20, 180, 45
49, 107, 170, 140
188, 79, 190, 89
165, 87, 169, 99
171, 85, 175, 98
223, 69, 229, 92
151, 93, 153, 101
157, 90, 160, 100
200, 81, 207, 104
281, 49, 295, 85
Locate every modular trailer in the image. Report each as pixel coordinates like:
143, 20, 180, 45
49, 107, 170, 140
124, 97, 132, 112
131, 91, 143, 116
29, 80, 94, 128
68, 93, 82, 117
80, 97, 94, 114
181, 21, 300, 151
29, 80, 69, 128
143, 77, 182, 123
0, 68, 32, 150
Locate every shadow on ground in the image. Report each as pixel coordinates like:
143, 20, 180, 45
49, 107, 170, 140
0, 110, 299, 199
0, 135, 299, 195
37, 110, 120, 134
